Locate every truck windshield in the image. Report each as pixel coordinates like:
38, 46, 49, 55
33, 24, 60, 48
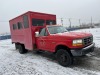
48, 26, 68, 34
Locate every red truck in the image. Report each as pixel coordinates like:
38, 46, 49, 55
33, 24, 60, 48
9, 11, 94, 66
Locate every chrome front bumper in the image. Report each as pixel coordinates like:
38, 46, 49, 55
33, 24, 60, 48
71, 43, 95, 56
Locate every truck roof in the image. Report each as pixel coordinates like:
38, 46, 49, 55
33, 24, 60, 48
9, 11, 56, 22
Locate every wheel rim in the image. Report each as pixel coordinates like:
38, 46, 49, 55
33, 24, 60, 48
19, 45, 22, 53
60, 54, 68, 63
19, 48, 22, 53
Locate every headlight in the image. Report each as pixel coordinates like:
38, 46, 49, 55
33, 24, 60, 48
73, 39, 83, 46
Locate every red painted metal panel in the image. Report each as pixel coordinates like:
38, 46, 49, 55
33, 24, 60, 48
9, 11, 56, 50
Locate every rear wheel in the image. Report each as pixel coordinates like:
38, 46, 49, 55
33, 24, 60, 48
15, 43, 19, 50
56, 49, 73, 67
18, 44, 28, 54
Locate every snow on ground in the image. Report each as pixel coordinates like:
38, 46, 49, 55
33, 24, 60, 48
74, 28, 100, 48
0, 28, 100, 75
0, 40, 100, 75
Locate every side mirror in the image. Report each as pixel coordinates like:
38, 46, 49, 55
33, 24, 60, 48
35, 32, 39, 37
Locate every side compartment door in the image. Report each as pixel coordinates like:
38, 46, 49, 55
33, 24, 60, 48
23, 15, 33, 50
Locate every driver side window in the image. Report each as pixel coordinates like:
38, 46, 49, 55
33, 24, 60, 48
39, 28, 48, 36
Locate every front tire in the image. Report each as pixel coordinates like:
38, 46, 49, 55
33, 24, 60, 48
56, 49, 73, 67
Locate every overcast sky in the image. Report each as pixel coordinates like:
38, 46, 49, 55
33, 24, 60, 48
0, 0, 100, 33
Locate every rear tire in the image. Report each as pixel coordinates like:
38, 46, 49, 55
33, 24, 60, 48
56, 49, 73, 67
15, 43, 19, 50
18, 44, 28, 54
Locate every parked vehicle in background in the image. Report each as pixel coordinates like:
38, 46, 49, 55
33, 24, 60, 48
9, 11, 94, 66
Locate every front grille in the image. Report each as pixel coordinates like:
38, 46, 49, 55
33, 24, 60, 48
83, 36, 93, 46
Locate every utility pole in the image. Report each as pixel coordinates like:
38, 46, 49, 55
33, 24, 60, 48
79, 19, 81, 27
61, 18, 63, 26
91, 17, 92, 26
99, 20, 100, 25
69, 18, 71, 28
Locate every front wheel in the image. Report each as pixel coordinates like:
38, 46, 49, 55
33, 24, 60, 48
56, 49, 73, 67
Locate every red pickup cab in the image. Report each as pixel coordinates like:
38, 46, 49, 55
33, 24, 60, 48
9, 11, 94, 66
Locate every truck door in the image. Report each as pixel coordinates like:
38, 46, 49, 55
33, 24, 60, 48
37, 28, 49, 50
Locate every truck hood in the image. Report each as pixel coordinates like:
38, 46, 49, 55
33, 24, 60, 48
54, 32, 92, 39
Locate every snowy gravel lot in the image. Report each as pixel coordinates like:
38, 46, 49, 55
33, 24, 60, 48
0, 28, 100, 75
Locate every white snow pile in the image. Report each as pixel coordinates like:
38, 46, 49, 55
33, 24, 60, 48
0, 28, 100, 75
